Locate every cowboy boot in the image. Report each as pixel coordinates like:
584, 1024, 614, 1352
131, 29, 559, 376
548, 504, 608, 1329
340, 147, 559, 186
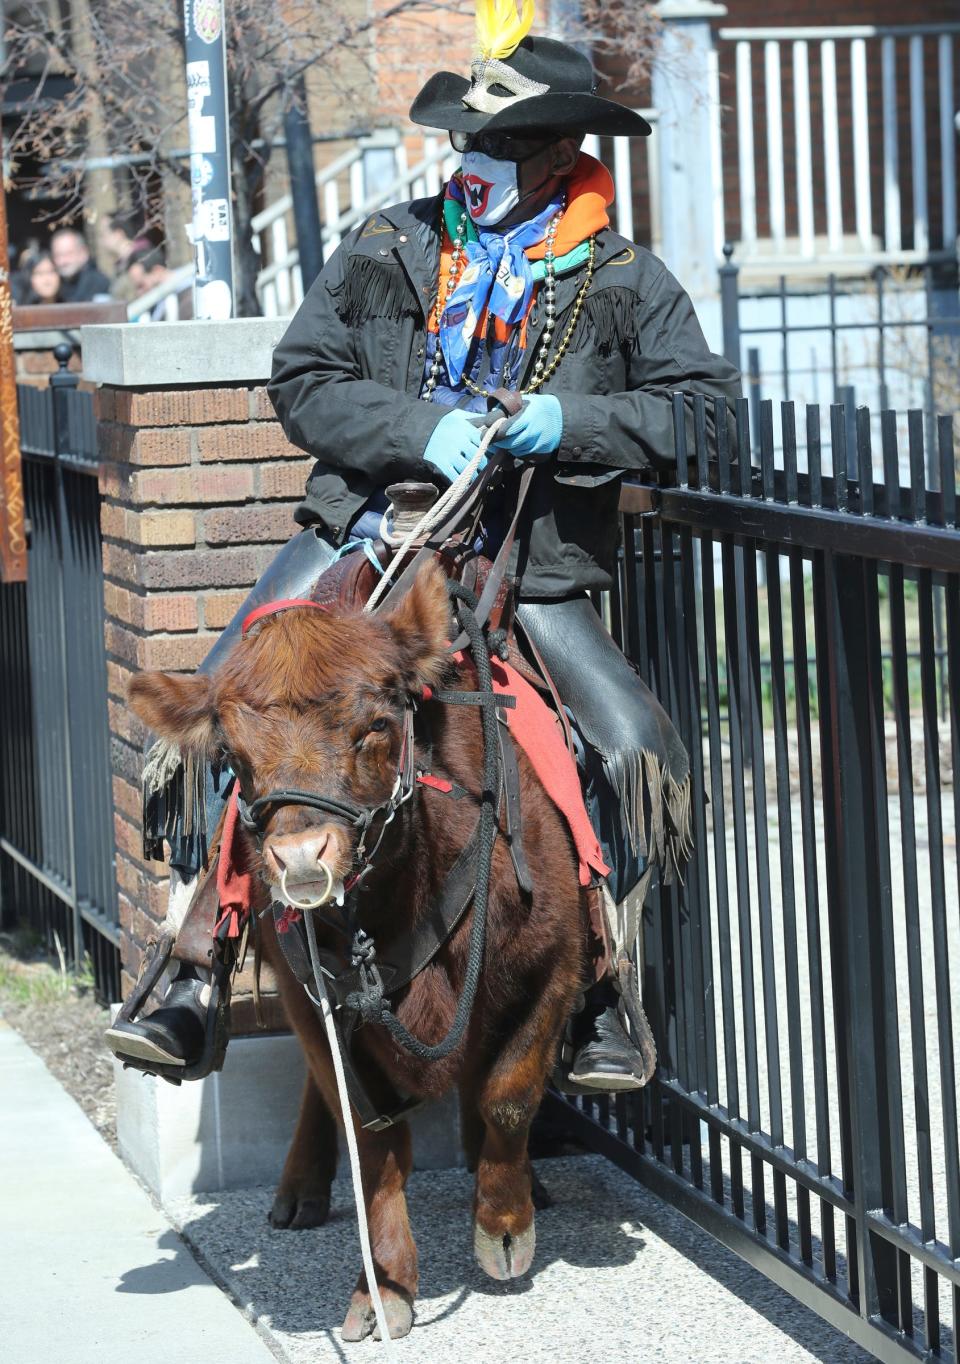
104, 859, 232, 1083
562, 884, 657, 1093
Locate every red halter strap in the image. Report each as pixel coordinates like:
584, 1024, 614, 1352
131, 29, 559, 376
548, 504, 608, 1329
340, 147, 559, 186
241, 598, 329, 638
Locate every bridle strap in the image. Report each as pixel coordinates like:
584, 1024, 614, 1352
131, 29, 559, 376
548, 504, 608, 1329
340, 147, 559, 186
240, 788, 370, 831
236, 707, 418, 887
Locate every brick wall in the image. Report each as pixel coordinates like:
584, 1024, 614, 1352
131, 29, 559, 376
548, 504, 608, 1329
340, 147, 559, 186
96, 378, 310, 1001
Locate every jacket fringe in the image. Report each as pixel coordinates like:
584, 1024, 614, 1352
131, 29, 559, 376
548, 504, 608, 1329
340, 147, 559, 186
335, 256, 420, 326
556, 287, 642, 358
606, 747, 694, 888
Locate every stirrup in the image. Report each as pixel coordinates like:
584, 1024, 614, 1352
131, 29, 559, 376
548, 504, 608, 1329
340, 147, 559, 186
551, 955, 657, 1096
105, 939, 232, 1086
611, 951, 657, 1085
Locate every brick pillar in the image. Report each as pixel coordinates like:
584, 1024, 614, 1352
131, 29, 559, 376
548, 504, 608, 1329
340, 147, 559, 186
83, 319, 463, 1189
93, 362, 311, 998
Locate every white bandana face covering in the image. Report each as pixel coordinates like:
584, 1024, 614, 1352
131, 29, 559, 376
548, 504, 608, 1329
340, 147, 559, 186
461, 149, 522, 226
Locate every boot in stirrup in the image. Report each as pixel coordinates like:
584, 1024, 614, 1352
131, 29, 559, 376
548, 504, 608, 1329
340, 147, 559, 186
565, 954, 657, 1093
104, 860, 232, 1085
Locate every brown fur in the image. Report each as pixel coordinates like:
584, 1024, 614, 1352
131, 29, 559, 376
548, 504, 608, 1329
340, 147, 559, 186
128, 563, 586, 1333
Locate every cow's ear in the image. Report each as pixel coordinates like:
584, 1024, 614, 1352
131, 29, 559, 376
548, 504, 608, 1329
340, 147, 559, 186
387, 561, 451, 688
127, 672, 216, 753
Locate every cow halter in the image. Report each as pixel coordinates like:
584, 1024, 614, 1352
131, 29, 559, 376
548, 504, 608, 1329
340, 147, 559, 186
235, 597, 418, 899
234, 703, 417, 900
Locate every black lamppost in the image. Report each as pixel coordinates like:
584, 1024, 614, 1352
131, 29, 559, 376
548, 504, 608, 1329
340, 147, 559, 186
284, 75, 324, 295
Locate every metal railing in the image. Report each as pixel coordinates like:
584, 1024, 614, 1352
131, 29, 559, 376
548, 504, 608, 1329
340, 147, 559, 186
718, 246, 960, 440
715, 22, 960, 271
0, 352, 120, 1002
134, 113, 661, 322
555, 394, 959, 1363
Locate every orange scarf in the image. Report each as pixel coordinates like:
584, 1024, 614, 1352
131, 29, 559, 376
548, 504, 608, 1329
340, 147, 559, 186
527, 152, 613, 260
429, 152, 613, 343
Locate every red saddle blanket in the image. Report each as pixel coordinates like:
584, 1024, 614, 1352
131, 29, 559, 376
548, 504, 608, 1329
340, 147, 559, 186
475, 652, 608, 887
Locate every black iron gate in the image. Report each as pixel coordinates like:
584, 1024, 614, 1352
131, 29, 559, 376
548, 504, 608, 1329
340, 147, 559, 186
0, 353, 120, 1001
552, 395, 959, 1363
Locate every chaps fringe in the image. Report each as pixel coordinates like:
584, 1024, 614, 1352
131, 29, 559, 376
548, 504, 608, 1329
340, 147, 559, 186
606, 747, 695, 888
141, 737, 207, 865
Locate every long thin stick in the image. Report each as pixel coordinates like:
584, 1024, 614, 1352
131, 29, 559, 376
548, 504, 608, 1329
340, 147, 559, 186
0, 125, 27, 583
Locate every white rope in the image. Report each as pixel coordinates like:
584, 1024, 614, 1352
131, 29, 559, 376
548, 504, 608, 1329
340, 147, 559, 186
303, 900, 400, 1357
364, 416, 507, 614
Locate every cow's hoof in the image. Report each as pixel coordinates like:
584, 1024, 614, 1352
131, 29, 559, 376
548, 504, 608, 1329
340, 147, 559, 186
268, 1189, 330, 1229
341, 1288, 414, 1342
373, 1294, 414, 1341
341, 1297, 376, 1342
474, 1219, 536, 1281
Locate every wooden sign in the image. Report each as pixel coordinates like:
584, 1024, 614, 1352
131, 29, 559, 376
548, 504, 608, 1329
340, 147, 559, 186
0, 126, 27, 583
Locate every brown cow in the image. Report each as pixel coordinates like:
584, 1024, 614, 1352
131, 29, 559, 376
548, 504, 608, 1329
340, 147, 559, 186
127, 562, 586, 1341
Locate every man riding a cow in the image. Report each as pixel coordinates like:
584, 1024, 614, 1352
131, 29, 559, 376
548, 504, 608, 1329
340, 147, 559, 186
107, 2, 739, 1097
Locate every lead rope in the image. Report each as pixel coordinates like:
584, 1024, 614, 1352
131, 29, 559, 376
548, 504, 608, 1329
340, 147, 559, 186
303, 906, 399, 1357
363, 415, 507, 613
302, 419, 505, 1346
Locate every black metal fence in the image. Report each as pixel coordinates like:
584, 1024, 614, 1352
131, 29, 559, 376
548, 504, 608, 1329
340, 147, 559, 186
0, 353, 120, 1002
552, 394, 959, 1362
720, 247, 960, 459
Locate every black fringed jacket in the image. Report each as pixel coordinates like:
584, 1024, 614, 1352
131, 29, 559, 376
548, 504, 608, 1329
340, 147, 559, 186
268, 194, 741, 598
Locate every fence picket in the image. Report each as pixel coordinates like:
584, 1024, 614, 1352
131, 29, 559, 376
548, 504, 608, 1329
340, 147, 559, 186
939, 35, 957, 247
736, 41, 758, 243
820, 39, 844, 252
709, 48, 726, 258
910, 34, 929, 254
613, 136, 633, 242
880, 37, 903, 253
764, 41, 787, 245
792, 40, 815, 257
850, 38, 873, 249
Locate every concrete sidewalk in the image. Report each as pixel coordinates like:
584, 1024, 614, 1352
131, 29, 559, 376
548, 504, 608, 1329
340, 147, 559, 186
0, 1021, 276, 1364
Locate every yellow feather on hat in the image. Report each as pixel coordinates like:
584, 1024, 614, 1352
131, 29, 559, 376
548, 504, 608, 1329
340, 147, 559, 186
474, 0, 536, 63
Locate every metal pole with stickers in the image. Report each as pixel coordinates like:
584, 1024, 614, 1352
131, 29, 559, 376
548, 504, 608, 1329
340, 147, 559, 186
184, 0, 235, 319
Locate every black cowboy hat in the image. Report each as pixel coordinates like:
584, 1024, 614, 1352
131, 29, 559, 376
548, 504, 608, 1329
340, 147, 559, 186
410, 37, 651, 139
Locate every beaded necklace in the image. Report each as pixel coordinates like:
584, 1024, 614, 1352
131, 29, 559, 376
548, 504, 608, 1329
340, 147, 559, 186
422, 203, 597, 402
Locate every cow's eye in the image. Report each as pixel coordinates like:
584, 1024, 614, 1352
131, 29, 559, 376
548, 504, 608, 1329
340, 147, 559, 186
356, 716, 389, 749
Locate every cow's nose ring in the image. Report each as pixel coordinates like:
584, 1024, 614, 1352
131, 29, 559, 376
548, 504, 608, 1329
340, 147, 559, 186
280, 862, 334, 910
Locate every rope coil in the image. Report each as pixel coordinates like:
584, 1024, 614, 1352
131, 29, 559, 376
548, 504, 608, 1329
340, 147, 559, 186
364, 416, 508, 613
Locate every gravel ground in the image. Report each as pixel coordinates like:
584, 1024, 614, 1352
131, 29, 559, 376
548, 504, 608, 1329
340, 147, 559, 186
168, 1158, 874, 1364
0, 933, 117, 1150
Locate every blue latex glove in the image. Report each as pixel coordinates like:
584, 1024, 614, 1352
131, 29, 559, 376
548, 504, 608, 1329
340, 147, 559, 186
422, 408, 487, 484
491, 394, 563, 461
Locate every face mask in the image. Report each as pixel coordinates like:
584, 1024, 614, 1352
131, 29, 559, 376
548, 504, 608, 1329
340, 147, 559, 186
460, 150, 522, 226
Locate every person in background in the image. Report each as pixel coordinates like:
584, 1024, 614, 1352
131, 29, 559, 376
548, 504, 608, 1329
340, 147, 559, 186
9, 244, 29, 304
23, 252, 63, 305
126, 244, 193, 320
50, 227, 111, 303
98, 213, 151, 302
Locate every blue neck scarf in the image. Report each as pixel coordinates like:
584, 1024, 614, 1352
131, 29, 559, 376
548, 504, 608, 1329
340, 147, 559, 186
439, 188, 561, 387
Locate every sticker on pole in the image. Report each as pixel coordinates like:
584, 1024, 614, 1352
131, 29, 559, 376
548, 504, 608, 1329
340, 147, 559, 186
186, 62, 211, 101
193, 0, 222, 44
190, 155, 215, 190
198, 198, 231, 243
